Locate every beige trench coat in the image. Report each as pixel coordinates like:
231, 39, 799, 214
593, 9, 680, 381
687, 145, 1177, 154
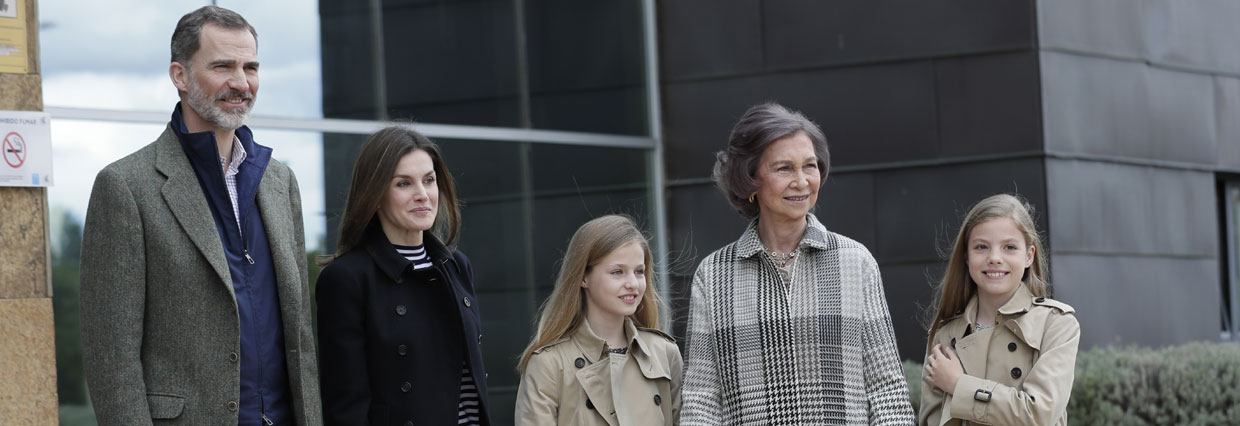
918, 284, 1080, 426
516, 318, 683, 426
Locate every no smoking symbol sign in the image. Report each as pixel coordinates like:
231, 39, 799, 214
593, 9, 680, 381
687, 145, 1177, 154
4, 132, 26, 168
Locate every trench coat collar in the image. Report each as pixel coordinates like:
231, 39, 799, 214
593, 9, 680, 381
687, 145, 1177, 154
734, 213, 831, 260
959, 283, 1045, 350
572, 317, 672, 381
361, 218, 457, 282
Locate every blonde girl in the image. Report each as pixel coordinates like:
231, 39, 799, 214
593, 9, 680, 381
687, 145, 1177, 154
919, 194, 1081, 426
515, 215, 682, 425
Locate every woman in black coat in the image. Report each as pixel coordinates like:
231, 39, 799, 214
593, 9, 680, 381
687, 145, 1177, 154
316, 126, 488, 426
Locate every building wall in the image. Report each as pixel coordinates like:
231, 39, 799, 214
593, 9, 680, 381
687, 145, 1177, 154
1037, 0, 1240, 346
658, 0, 1240, 361
658, 0, 1049, 361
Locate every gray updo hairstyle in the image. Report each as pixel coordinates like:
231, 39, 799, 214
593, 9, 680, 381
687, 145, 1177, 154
711, 102, 830, 218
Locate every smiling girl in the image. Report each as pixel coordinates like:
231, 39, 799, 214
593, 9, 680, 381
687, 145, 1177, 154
515, 215, 682, 426
919, 194, 1081, 426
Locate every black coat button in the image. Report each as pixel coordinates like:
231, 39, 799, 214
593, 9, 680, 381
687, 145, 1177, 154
398, 345, 408, 356
228, 352, 239, 363
1008, 342, 1018, 352
401, 382, 412, 392
396, 305, 407, 316
586, 399, 595, 409
227, 400, 238, 411
403, 421, 414, 426
574, 357, 585, 368
653, 394, 662, 406
1011, 367, 1022, 379
463, 297, 472, 307
950, 338, 956, 349
477, 334, 483, 345
1035, 297, 1045, 303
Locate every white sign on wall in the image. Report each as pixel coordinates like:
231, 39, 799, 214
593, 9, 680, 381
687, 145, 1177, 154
0, 110, 53, 187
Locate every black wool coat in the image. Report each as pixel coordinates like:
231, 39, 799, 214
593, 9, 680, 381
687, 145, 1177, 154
316, 221, 489, 426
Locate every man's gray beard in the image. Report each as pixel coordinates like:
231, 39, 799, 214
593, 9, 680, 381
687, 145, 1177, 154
186, 76, 253, 130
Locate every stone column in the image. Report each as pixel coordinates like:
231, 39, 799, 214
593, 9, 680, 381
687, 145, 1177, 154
0, 0, 58, 422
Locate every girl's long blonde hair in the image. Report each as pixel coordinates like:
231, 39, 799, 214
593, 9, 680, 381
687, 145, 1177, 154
925, 194, 1049, 352
518, 215, 662, 373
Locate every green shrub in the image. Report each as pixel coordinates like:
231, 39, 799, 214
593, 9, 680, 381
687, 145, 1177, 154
903, 342, 1240, 425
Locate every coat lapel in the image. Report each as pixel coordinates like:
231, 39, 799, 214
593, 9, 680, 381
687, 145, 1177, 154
155, 126, 233, 294
256, 167, 303, 345
954, 297, 990, 378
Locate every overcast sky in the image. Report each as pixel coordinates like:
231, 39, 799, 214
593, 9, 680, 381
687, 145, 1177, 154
40, 0, 328, 251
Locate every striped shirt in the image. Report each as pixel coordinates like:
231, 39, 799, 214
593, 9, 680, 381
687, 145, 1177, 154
393, 243, 481, 426
216, 136, 246, 234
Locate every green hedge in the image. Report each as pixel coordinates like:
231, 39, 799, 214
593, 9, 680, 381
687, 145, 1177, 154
903, 342, 1240, 425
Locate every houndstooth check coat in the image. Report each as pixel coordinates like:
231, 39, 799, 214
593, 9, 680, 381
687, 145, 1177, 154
681, 214, 915, 425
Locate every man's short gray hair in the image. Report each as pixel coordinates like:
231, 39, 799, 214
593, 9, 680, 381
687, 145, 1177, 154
712, 102, 831, 219
170, 6, 257, 65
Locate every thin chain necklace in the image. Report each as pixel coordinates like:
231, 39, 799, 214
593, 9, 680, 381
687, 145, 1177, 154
764, 245, 798, 268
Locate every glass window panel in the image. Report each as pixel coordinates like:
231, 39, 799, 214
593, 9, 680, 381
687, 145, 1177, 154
525, 0, 648, 135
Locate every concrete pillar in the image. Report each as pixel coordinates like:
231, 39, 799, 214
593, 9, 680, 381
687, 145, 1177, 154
0, 0, 59, 422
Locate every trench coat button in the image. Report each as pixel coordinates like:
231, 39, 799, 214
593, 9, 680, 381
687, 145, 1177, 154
398, 345, 408, 356
1008, 342, 1018, 352
396, 305, 407, 316
1035, 297, 1045, 303
950, 338, 956, 349
226, 400, 238, 411
228, 352, 239, 363
1011, 367, 1023, 379
401, 381, 412, 393
586, 399, 595, 409
464, 297, 472, 307
574, 357, 586, 368
654, 394, 662, 406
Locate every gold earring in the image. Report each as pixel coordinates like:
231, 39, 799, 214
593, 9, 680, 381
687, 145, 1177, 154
748, 193, 756, 203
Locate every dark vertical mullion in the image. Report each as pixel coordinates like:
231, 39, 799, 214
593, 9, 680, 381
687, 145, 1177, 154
369, 0, 388, 120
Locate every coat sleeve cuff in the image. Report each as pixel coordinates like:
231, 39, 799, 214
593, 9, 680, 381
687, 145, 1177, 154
949, 374, 997, 421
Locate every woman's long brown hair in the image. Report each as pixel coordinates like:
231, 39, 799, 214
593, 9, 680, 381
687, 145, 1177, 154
925, 194, 1049, 352
324, 126, 461, 264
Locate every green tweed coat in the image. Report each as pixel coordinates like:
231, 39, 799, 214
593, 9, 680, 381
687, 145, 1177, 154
79, 126, 322, 425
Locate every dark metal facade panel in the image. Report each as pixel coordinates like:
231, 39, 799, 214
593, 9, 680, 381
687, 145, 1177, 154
1045, 159, 1219, 257
762, 0, 1036, 70
1145, 0, 1240, 75
1051, 255, 1221, 348
662, 77, 771, 181
880, 261, 947, 361
524, 0, 645, 92
935, 53, 1044, 157
872, 159, 1048, 264
1036, 0, 1146, 58
1040, 52, 1217, 165
1214, 76, 1240, 169
817, 172, 878, 251
761, 62, 940, 167
658, 0, 764, 81
665, 183, 752, 267
380, 1, 520, 107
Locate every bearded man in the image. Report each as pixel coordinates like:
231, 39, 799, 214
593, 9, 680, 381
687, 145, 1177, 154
79, 6, 321, 425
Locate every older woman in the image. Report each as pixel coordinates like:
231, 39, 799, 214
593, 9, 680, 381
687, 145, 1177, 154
680, 103, 914, 425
